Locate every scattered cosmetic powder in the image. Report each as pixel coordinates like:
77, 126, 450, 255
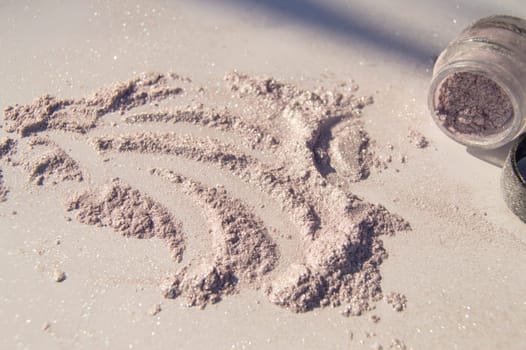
2, 71, 412, 316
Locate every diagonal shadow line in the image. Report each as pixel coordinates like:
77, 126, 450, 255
210, 0, 439, 65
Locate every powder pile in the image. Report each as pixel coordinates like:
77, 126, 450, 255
436, 72, 513, 136
2, 71, 410, 316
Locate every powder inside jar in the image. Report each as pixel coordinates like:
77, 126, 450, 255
436, 72, 514, 136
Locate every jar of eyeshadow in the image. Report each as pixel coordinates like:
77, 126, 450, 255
428, 15, 526, 149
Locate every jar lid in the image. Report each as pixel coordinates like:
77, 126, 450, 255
502, 133, 526, 222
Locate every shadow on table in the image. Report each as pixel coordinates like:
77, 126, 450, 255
204, 0, 524, 68
467, 143, 512, 168
208, 0, 438, 66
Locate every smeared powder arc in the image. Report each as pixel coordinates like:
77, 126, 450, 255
66, 179, 185, 262
0, 137, 17, 202
1, 71, 410, 316
0, 169, 7, 202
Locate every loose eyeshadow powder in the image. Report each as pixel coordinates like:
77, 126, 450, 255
436, 72, 514, 136
1, 72, 411, 317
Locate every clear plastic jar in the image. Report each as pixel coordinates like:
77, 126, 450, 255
428, 15, 526, 149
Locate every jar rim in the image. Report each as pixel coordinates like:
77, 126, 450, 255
468, 15, 526, 36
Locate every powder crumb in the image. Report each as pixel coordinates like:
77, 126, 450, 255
384, 292, 407, 312
148, 303, 162, 316
365, 331, 377, 338
225, 71, 286, 99
373, 156, 388, 171
370, 314, 381, 323
390, 339, 407, 350
53, 269, 67, 283
371, 343, 383, 350
408, 129, 429, 148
